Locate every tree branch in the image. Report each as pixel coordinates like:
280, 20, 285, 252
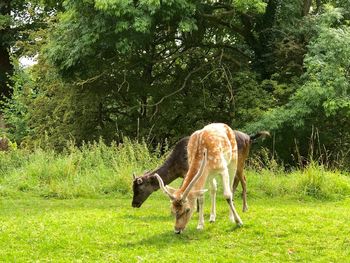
147, 63, 207, 108
201, 13, 246, 37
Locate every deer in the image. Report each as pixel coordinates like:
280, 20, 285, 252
155, 123, 250, 234
132, 130, 269, 212
132, 137, 189, 208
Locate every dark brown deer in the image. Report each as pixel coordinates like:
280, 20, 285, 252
132, 137, 189, 208
132, 130, 269, 211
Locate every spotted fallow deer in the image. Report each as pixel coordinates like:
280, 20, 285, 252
156, 123, 244, 234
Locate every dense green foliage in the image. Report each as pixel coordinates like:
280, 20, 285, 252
0, 0, 60, 99
246, 6, 350, 164
1, 0, 350, 167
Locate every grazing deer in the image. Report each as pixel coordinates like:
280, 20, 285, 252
155, 123, 245, 234
132, 130, 269, 212
132, 137, 189, 208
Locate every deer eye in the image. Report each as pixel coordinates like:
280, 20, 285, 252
176, 212, 182, 220
185, 208, 190, 214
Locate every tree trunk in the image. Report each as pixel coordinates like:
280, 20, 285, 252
315, 0, 321, 14
252, 0, 281, 79
0, 113, 5, 132
0, 45, 12, 99
0, 0, 13, 103
302, 0, 312, 16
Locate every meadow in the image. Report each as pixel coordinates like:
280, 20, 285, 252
1, 141, 350, 262
1, 197, 350, 262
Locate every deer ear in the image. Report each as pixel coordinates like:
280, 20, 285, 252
165, 185, 176, 195
132, 173, 136, 180
191, 189, 208, 197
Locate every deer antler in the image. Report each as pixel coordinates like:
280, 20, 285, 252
155, 173, 176, 201
181, 149, 207, 201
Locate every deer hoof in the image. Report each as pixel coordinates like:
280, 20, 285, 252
209, 215, 216, 223
236, 221, 243, 227
197, 224, 204, 230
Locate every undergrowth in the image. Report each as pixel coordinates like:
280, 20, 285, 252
246, 164, 350, 201
1, 140, 350, 200
0, 139, 162, 198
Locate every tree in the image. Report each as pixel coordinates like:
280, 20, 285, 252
5, 0, 350, 169
0, 0, 61, 104
246, 6, 350, 165
34, 0, 273, 143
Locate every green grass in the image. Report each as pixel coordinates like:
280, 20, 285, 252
1, 195, 350, 262
1, 141, 350, 261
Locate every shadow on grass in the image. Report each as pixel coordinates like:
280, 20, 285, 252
121, 223, 245, 249
121, 229, 207, 248
118, 213, 172, 222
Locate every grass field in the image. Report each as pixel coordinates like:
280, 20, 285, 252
1, 143, 350, 262
1, 194, 350, 262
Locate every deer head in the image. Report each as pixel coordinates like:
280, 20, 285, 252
155, 149, 207, 234
131, 171, 155, 208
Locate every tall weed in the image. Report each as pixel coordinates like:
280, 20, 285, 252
245, 164, 350, 201
1, 140, 350, 200
0, 139, 163, 198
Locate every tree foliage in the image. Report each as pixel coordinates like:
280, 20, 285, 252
3, 0, 350, 167
246, 6, 350, 164
0, 0, 61, 101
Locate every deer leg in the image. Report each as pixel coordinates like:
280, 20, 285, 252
241, 175, 248, 212
226, 199, 243, 227
235, 167, 248, 212
209, 178, 217, 223
231, 175, 240, 201
197, 194, 205, 230
221, 166, 243, 226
